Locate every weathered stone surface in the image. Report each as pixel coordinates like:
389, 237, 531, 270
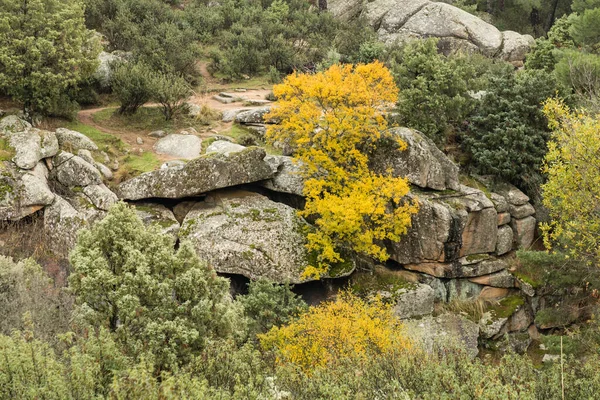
235, 107, 272, 124
504, 306, 533, 333
479, 312, 508, 339
388, 196, 453, 264
419, 274, 447, 302
496, 183, 529, 206
213, 95, 235, 104
180, 190, 350, 283
2, 128, 58, 170
500, 31, 535, 62
516, 279, 535, 297
153, 134, 202, 159
148, 130, 167, 138
132, 202, 180, 238
469, 269, 515, 288
372, 127, 460, 191
496, 225, 514, 256
405, 257, 508, 279
54, 152, 102, 187
55, 128, 99, 151
497, 212, 511, 226
117, 147, 275, 200
495, 332, 532, 354
95, 162, 113, 180
222, 108, 251, 122
261, 155, 305, 196
509, 203, 535, 219
173, 200, 199, 224
82, 184, 118, 211
491, 192, 509, 213
446, 279, 483, 301
0, 162, 55, 220
205, 140, 246, 156
510, 216, 536, 249
77, 149, 94, 164
94, 51, 129, 89
403, 313, 480, 359
327, 0, 365, 22
0, 115, 31, 133
392, 283, 435, 319
478, 287, 510, 300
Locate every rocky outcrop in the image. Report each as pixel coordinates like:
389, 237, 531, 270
205, 140, 246, 156
132, 202, 180, 238
262, 155, 305, 196
55, 128, 99, 152
117, 147, 275, 200
235, 107, 272, 124
54, 152, 103, 187
392, 283, 435, 319
179, 190, 352, 283
0, 162, 55, 220
372, 128, 459, 191
153, 134, 202, 159
0, 118, 59, 170
327, 0, 534, 61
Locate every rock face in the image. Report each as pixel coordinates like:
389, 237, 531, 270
372, 128, 459, 191
0, 120, 59, 170
0, 162, 55, 220
235, 107, 272, 124
132, 202, 180, 238
117, 147, 275, 200
393, 283, 435, 319
262, 155, 305, 196
153, 134, 202, 159
55, 128, 99, 151
205, 140, 246, 156
54, 152, 102, 187
179, 190, 341, 283
327, 0, 534, 61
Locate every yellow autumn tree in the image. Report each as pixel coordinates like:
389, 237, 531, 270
258, 292, 410, 372
266, 62, 419, 279
541, 98, 600, 265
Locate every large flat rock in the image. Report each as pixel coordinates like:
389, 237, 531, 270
117, 147, 275, 200
153, 134, 202, 159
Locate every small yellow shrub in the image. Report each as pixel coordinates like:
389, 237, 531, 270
258, 292, 410, 372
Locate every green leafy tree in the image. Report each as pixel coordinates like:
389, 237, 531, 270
541, 98, 600, 265
152, 73, 192, 120
111, 61, 154, 115
69, 202, 244, 371
464, 69, 558, 187
239, 279, 307, 336
0, 0, 100, 118
569, 7, 600, 50
555, 50, 600, 111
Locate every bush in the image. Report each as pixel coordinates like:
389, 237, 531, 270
555, 50, 600, 112
152, 72, 192, 120
111, 61, 154, 115
463, 69, 559, 187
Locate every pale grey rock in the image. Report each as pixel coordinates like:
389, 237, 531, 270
496, 183, 529, 206
469, 269, 515, 288
496, 225, 514, 256
2, 128, 59, 170
136, 137, 143, 145
180, 190, 352, 283
372, 127, 460, 191
0, 115, 31, 133
55, 128, 99, 151
148, 130, 167, 138
82, 184, 118, 211
405, 258, 508, 279
479, 312, 508, 339
77, 149, 94, 164
403, 313, 480, 359
446, 279, 483, 301
235, 107, 272, 124
328, 0, 365, 22
117, 147, 275, 200
213, 95, 236, 104
500, 31, 535, 62
388, 195, 453, 264
542, 354, 560, 363
187, 103, 201, 117
509, 203, 535, 219
0, 162, 55, 220
392, 283, 435, 319
504, 306, 533, 333
95, 162, 113, 180
54, 152, 102, 187
419, 275, 447, 302
517, 279, 535, 297
510, 216, 536, 249
242, 98, 271, 106
261, 155, 305, 196
132, 202, 180, 238
491, 192, 509, 213
94, 51, 129, 89
496, 332, 532, 354
205, 140, 246, 156
153, 134, 202, 159
160, 160, 186, 170
222, 108, 251, 123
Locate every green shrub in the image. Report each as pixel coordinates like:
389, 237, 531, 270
111, 61, 155, 115
152, 72, 192, 120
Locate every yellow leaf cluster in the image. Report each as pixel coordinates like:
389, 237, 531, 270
258, 292, 410, 372
266, 62, 419, 278
541, 98, 600, 264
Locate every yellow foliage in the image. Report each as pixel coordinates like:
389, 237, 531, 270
541, 98, 600, 264
258, 292, 410, 372
266, 62, 419, 278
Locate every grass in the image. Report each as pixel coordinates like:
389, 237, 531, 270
122, 152, 162, 175
349, 266, 417, 299
459, 174, 492, 199
0, 138, 15, 161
